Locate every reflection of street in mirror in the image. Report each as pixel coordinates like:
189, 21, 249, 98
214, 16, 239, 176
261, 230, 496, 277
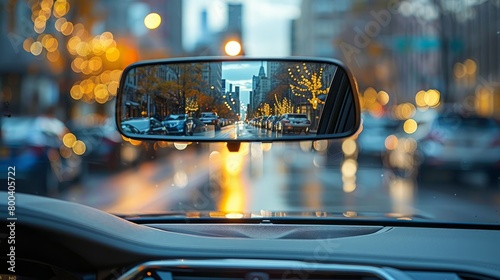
118, 59, 359, 141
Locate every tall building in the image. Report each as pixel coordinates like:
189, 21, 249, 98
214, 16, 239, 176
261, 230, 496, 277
227, 3, 243, 39
252, 63, 270, 114
202, 62, 222, 97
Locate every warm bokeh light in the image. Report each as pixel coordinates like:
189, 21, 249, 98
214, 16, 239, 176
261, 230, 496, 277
341, 139, 357, 156
403, 119, 418, 134
341, 159, 358, 177
385, 135, 399, 150
72, 140, 86, 155
313, 140, 328, 152
464, 59, 477, 75
30, 41, 43, 56
364, 87, 377, 103
62, 133, 77, 148
261, 143, 272, 152
144, 13, 162, 30
377, 90, 390, 105
224, 40, 242, 56
174, 142, 188, 150
454, 62, 466, 79
424, 89, 440, 107
415, 90, 427, 107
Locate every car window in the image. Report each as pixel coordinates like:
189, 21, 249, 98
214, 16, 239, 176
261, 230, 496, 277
1, 0, 499, 226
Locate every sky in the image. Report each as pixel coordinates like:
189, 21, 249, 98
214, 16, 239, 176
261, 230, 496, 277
182, 0, 301, 56
222, 61, 264, 106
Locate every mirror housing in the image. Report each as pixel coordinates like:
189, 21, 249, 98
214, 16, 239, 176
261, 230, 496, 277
116, 57, 361, 142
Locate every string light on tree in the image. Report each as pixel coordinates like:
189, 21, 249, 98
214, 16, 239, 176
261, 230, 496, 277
288, 64, 327, 109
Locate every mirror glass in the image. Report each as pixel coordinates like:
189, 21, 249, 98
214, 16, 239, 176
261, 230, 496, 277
117, 59, 359, 141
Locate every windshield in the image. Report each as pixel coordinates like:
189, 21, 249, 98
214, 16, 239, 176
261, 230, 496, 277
1, 0, 499, 225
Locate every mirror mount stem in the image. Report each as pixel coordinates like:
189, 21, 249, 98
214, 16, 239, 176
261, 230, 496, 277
226, 142, 241, 153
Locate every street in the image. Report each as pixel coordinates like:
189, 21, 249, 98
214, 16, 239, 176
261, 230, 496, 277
58, 141, 500, 224
194, 123, 312, 140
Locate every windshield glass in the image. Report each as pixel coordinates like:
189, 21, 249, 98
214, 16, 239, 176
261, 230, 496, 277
1, 0, 499, 224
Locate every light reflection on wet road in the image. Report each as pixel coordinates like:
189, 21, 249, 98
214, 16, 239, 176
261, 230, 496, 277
60, 141, 500, 223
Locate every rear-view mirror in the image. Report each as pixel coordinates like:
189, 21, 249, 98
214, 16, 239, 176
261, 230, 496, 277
116, 57, 361, 142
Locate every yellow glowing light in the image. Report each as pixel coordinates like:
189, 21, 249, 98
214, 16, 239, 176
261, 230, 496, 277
402, 137, 417, 153
53, 1, 70, 18
129, 139, 142, 146
55, 18, 66, 31
47, 50, 60, 62
70, 85, 83, 100
174, 171, 188, 188
94, 84, 108, 99
342, 139, 357, 156
23, 38, 34, 52
224, 40, 242, 56
464, 59, 477, 75
343, 183, 356, 193
403, 119, 418, 134
144, 13, 162, 30
76, 41, 91, 56
225, 153, 243, 175
34, 17, 46, 29
89, 56, 102, 72
225, 213, 244, 219
72, 140, 86, 155
44, 37, 58, 52
110, 70, 122, 81
363, 87, 377, 103
261, 143, 272, 151
61, 21, 73, 36
341, 159, 358, 177
81, 60, 91, 75
377, 90, 390, 105
62, 133, 77, 148
454, 63, 466, 79
415, 90, 427, 107
107, 81, 119, 95
313, 140, 328, 152
100, 71, 111, 84
424, 89, 440, 107
105, 47, 120, 62
174, 142, 188, 150
385, 135, 399, 150
30, 42, 43, 56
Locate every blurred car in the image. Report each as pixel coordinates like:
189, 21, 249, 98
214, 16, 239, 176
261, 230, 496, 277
121, 117, 168, 135
199, 112, 220, 130
72, 121, 129, 171
163, 114, 190, 135
266, 115, 280, 130
418, 112, 500, 185
0, 117, 83, 195
356, 113, 403, 161
276, 113, 311, 134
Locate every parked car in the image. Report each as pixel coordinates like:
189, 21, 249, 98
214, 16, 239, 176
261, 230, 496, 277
163, 114, 189, 135
277, 113, 311, 134
199, 112, 220, 130
121, 117, 168, 135
0, 117, 83, 195
418, 112, 500, 185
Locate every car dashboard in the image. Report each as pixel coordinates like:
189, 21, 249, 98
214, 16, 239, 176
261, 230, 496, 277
1, 192, 499, 280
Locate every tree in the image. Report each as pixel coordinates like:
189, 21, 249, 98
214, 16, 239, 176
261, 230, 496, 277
288, 63, 328, 110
